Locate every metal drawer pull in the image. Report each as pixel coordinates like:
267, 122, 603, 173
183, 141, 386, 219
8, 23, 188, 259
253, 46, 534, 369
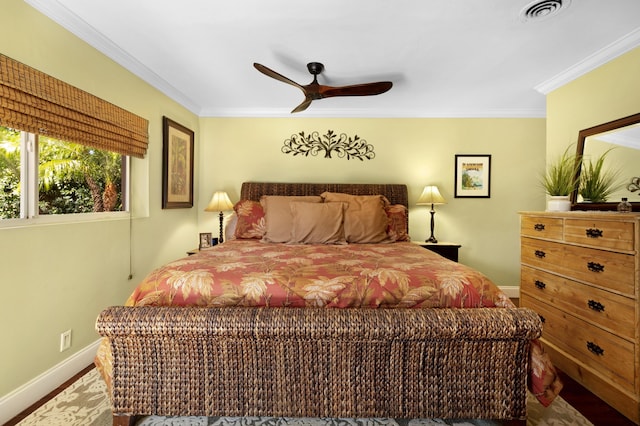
534, 280, 546, 290
587, 341, 604, 356
588, 300, 605, 312
587, 262, 605, 273
534, 250, 546, 258
585, 228, 603, 238
534, 223, 545, 231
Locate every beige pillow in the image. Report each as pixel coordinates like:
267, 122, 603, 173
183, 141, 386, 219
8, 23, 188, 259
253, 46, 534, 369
320, 192, 389, 243
260, 195, 322, 243
289, 202, 347, 244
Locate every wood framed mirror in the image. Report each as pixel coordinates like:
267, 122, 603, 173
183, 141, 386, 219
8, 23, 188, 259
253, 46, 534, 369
571, 112, 640, 211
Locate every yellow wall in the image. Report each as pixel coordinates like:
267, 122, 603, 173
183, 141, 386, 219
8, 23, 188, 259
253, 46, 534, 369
547, 47, 640, 159
198, 117, 546, 285
0, 0, 199, 396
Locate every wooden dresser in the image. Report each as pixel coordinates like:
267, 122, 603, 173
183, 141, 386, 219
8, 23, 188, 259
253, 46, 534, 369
519, 211, 640, 423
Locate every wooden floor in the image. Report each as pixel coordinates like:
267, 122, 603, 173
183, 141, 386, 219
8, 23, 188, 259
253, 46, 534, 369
556, 369, 635, 425
3, 364, 637, 426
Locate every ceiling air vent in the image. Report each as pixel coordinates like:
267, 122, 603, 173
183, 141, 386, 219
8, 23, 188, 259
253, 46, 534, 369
520, 0, 571, 22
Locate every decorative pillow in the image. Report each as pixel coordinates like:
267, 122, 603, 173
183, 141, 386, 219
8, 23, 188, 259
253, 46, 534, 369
225, 212, 238, 241
233, 200, 265, 239
386, 204, 410, 242
261, 195, 323, 243
289, 202, 347, 244
320, 192, 390, 243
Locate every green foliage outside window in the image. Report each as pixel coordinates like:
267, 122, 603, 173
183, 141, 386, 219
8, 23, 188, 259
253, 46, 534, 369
0, 126, 20, 219
0, 126, 123, 219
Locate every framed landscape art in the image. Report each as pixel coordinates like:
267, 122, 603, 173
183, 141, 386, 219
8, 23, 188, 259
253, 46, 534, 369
454, 154, 491, 198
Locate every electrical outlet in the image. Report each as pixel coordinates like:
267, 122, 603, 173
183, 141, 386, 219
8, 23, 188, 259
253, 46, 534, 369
60, 330, 72, 352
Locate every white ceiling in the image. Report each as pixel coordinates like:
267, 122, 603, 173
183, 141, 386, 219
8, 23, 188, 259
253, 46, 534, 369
26, 0, 640, 118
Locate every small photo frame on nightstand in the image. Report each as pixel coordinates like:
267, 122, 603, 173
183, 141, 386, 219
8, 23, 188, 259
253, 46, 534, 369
199, 232, 212, 249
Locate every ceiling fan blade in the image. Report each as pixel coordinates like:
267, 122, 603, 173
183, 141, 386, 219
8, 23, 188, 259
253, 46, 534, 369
319, 81, 393, 99
291, 96, 313, 113
254, 61, 393, 113
253, 63, 304, 91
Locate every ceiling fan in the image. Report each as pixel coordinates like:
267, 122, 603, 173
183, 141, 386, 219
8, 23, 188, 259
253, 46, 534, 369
253, 62, 393, 113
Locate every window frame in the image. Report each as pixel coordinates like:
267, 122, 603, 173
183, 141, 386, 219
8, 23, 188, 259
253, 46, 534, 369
0, 129, 130, 228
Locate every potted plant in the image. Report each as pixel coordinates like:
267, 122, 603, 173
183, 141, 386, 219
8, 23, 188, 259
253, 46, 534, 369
579, 148, 621, 203
541, 146, 580, 211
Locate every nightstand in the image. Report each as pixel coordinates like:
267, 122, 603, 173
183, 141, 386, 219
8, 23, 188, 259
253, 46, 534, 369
413, 241, 461, 262
189, 238, 219, 255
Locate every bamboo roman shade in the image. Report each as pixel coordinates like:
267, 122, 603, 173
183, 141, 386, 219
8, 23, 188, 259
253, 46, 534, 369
0, 54, 148, 158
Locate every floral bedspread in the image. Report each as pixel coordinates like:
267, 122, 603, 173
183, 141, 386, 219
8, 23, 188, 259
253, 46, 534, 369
95, 240, 561, 405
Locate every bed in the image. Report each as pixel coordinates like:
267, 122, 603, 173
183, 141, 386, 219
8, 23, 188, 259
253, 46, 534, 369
95, 182, 561, 426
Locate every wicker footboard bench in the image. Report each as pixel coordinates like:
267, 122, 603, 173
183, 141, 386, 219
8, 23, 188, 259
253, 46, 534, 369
95, 306, 541, 426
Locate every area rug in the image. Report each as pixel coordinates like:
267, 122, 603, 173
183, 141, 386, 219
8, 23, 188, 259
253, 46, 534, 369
16, 368, 592, 426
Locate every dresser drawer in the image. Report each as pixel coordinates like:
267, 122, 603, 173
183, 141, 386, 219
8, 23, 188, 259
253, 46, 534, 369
563, 244, 635, 296
565, 218, 635, 251
521, 237, 564, 272
521, 216, 563, 240
521, 237, 635, 296
522, 294, 635, 391
520, 266, 635, 339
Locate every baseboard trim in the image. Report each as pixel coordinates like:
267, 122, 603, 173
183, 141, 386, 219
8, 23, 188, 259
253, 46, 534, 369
499, 285, 520, 299
0, 339, 101, 425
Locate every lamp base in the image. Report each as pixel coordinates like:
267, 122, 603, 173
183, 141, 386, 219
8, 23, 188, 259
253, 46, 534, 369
426, 206, 438, 244
218, 211, 225, 244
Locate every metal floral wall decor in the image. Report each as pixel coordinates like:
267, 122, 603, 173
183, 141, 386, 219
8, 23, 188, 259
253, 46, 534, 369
282, 130, 375, 161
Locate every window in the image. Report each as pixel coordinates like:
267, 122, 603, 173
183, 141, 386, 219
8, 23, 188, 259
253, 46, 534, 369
0, 126, 126, 220
0, 53, 148, 223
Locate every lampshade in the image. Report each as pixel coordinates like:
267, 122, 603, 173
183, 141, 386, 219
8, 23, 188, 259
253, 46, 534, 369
416, 185, 446, 205
204, 191, 234, 212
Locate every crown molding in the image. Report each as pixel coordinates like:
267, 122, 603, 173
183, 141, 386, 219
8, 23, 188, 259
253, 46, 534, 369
535, 28, 640, 95
25, 0, 202, 114
199, 106, 546, 119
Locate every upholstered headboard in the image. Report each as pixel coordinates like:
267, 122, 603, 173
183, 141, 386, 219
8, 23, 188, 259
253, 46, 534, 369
240, 182, 409, 208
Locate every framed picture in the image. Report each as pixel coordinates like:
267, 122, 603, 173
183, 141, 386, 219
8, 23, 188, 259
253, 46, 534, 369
199, 232, 212, 250
162, 116, 194, 208
454, 154, 491, 198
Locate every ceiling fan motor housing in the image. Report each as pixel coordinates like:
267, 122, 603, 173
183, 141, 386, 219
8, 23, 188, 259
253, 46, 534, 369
307, 62, 325, 75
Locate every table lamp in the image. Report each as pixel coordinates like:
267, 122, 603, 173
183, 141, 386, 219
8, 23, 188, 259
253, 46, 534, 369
204, 191, 234, 243
416, 185, 446, 243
